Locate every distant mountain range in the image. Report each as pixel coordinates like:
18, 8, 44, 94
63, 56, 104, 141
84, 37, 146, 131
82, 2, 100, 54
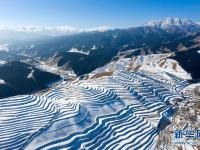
0, 17, 200, 98
143, 17, 200, 33
5, 17, 198, 75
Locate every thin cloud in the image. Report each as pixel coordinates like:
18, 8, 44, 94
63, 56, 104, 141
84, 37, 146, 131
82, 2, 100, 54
84, 26, 111, 32
0, 25, 112, 35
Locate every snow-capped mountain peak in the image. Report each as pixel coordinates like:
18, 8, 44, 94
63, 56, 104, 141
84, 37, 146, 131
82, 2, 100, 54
143, 17, 200, 32
144, 17, 193, 27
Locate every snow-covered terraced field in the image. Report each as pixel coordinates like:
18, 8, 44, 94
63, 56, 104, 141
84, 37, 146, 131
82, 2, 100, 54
0, 71, 188, 150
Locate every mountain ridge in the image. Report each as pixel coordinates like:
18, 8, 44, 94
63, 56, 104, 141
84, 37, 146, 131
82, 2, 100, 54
143, 17, 200, 32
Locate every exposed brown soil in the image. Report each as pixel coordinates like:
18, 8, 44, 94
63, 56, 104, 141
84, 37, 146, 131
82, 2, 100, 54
90, 71, 113, 79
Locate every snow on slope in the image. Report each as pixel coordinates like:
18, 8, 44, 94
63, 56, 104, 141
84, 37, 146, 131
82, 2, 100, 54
0, 68, 189, 149
143, 17, 200, 32
36, 61, 77, 79
144, 17, 193, 27
0, 95, 57, 150
0, 60, 6, 65
89, 53, 191, 80
0, 79, 6, 84
0, 44, 9, 52
68, 47, 89, 55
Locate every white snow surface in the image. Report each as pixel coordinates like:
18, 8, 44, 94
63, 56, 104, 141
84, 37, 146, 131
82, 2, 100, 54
143, 17, 199, 30
0, 44, 9, 52
91, 45, 97, 50
27, 70, 35, 79
0, 60, 6, 65
0, 79, 5, 84
68, 47, 89, 55
90, 53, 191, 80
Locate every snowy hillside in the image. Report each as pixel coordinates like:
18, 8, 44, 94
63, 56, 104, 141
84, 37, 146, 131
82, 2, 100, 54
89, 53, 191, 80
0, 69, 189, 150
2, 52, 199, 149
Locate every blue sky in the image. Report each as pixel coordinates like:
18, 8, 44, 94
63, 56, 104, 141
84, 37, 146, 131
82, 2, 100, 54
0, 0, 199, 28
